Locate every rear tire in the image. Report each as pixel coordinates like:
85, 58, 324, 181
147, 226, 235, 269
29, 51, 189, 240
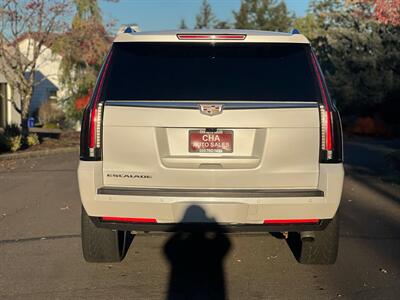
81, 207, 133, 263
288, 214, 339, 265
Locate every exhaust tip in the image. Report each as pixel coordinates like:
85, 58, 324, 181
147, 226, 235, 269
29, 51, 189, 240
300, 231, 315, 242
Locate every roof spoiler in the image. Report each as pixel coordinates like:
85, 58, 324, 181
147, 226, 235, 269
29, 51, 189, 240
117, 24, 140, 34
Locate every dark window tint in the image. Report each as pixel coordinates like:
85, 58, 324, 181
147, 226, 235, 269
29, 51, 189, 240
102, 42, 321, 101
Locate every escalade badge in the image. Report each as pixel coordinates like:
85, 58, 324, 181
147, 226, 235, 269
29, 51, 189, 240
199, 104, 223, 116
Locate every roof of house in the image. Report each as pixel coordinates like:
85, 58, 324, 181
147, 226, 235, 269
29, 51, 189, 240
11, 32, 62, 48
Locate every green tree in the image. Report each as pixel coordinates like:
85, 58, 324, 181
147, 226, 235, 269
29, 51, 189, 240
309, 0, 344, 29
195, 0, 216, 29
179, 18, 188, 29
73, 0, 102, 26
214, 21, 232, 29
305, 1, 400, 115
292, 14, 320, 40
54, 0, 111, 124
233, 0, 293, 31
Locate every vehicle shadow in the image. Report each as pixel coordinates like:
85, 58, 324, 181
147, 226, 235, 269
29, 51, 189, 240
163, 205, 231, 300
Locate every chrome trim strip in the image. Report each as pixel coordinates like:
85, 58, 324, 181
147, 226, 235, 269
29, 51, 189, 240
97, 187, 324, 198
104, 101, 318, 109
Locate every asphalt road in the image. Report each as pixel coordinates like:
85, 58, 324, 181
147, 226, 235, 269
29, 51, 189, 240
0, 137, 399, 299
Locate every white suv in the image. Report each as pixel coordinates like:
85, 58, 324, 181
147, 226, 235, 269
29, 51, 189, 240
78, 29, 344, 264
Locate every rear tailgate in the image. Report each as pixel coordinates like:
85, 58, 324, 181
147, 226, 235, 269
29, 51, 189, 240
97, 41, 323, 190
102, 102, 320, 189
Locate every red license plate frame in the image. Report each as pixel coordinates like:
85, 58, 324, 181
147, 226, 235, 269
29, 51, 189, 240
189, 130, 233, 153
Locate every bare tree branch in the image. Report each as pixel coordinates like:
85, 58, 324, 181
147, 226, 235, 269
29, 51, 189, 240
0, 0, 71, 130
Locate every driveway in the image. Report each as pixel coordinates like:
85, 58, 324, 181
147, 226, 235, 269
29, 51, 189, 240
0, 137, 399, 299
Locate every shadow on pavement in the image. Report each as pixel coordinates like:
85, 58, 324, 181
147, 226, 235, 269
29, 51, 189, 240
344, 138, 400, 184
163, 205, 231, 300
0, 234, 81, 245
339, 174, 400, 269
348, 172, 400, 204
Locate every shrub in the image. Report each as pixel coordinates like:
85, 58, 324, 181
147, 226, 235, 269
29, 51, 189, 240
0, 134, 8, 153
0, 124, 23, 153
26, 133, 40, 147
7, 135, 22, 152
4, 124, 21, 137
0, 125, 41, 153
38, 99, 65, 127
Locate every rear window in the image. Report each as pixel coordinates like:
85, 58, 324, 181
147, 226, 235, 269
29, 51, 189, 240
102, 42, 321, 102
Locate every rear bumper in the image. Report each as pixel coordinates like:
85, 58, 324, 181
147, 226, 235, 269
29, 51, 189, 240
78, 162, 344, 229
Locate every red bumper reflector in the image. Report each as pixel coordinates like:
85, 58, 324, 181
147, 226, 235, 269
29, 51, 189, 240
177, 34, 246, 40
101, 217, 157, 223
263, 219, 320, 224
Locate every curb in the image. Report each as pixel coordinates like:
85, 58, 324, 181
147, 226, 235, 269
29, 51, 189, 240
0, 146, 79, 161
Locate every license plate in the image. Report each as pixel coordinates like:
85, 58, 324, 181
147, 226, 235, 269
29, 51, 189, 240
189, 130, 233, 153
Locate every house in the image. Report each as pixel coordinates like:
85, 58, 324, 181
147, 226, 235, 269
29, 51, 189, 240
0, 71, 21, 128
0, 33, 66, 128
16, 34, 67, 115
0, 34, 23, 128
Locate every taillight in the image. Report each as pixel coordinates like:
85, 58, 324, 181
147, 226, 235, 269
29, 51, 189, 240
311, 51, 343, 163
80, 49, 113, 160
88, 103, 103, 149
319, 104, 333, 159
177, 34, 246, 40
